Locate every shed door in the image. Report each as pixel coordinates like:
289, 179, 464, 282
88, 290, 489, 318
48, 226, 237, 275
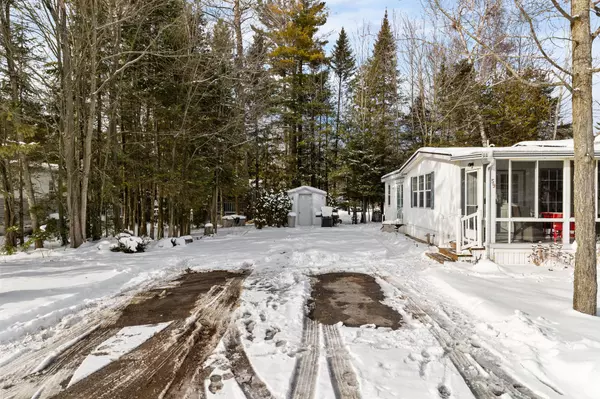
298, 194, 313, 226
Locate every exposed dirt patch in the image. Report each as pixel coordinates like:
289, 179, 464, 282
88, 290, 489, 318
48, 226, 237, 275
114, 270, 239, 327
50, 270, 248, 399
309, 272, 402, 329
4, 270, 249, 399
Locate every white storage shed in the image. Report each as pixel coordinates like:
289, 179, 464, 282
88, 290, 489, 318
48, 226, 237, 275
287, 186, 327, 226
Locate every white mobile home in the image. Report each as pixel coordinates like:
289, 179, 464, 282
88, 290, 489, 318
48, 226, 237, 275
381, 139, 593, 265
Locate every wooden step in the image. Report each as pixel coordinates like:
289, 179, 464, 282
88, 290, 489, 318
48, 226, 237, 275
439, 247, 474, 262
426, 252, 455, 264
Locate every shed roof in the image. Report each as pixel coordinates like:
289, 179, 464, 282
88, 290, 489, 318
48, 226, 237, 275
287, 186, 327, 196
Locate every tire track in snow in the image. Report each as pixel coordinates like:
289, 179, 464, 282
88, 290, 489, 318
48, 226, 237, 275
288, 317, 320, 399
322, 324, 361, 399
223, 324, 275, 399
370, 232, 546, 399
51, 272, 247, 399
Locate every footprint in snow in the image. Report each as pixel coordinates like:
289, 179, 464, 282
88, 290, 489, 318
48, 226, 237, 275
437, 383, 451, 398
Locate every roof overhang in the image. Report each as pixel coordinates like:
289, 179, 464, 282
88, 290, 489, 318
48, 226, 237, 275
381, 150, 454, 182
382, 146, 592, 182
287, 185, 327, 196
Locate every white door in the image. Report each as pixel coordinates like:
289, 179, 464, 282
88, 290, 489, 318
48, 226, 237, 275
396, 183, 403, 222
464, 169, 480, 243
298, 194, 313, 226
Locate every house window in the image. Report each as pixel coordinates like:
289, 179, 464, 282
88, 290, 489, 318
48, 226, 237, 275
425, 173, 432, 208
418, 175, 424, 207
411, 176, 418, 207
411, 173, 434, 209
388, 184, 391, 206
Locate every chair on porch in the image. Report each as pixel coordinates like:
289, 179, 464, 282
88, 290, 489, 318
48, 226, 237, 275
540, 212, 575, 243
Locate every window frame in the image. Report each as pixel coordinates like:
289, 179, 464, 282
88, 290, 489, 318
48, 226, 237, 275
495, 159, 567, 244
410, 173, 434, 209
411, 176, 418, 207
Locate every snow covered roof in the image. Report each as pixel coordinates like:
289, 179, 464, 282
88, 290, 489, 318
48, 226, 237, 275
513, 135, 600, 148
287, 186, 327, 196
382, 138, 600, 181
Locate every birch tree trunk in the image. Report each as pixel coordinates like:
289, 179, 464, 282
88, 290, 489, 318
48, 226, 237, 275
571, 0, 598, 315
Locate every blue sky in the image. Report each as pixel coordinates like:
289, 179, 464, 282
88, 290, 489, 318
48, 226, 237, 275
323, 0, 419, 42
320, 0, 593, 124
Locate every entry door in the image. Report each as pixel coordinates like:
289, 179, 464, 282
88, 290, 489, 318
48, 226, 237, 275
464, 170, 479, 241
396, 183, 403, 222
298, 194, 313, 226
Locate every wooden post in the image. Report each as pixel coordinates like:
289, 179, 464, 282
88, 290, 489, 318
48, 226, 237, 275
563, 160, 571, 246
455, 216, 462, 253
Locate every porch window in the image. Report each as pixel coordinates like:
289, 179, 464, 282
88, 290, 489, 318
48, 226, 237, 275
495, 160, 566, 244
511, 161, 535, 217
539, 161, 563, 213
496, 160, 509, 217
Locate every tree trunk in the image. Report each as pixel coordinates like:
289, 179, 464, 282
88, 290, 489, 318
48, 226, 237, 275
18, 162, 24, 245
571, 0, 598, 315
360, 197, 366, 224
333, 75, 342, 197
80, 0, 98, 243
140, 185, 147, 236
475, 105, 488, 147
57, 0, 83, 248
158, 190, 164, 239
1, 2, 42, 247
0, 159, 17, 249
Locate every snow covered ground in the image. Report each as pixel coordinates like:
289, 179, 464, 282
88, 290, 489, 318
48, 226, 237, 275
1, 225, 599, 398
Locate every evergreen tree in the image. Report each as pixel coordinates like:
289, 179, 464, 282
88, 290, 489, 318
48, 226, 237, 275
259, 0, 328, 186
330, 27, 355, 196
344, 11, 401, 216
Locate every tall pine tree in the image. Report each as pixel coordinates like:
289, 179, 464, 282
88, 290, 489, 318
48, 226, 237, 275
345, 11, 401, 217
330, 27, 355, 197
259, 0, 328, 186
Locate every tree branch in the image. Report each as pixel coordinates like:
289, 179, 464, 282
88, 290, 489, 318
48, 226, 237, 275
550, 0, 574, 22
432, 0, 572, 92
516, 1, 572, 76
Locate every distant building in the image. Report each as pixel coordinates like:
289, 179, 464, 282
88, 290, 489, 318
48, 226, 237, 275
0, 163, 58, 234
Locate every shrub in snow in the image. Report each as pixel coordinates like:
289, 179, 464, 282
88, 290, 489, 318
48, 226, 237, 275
170, 236, 194, 246
41, 217, 67, 242
110, 232, 151, 253
254, 190, 292, 228
528, 242, 574, 268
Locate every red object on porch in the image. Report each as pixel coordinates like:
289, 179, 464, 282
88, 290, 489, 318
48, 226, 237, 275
540, 212, 575, 242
